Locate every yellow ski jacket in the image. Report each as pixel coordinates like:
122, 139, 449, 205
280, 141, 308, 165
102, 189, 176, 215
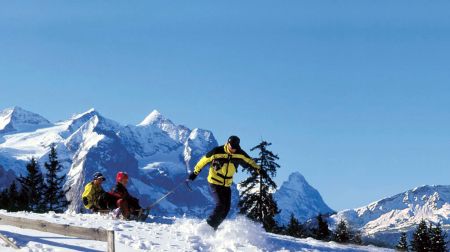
81, 182, 104, 210
193, 145, 260, 187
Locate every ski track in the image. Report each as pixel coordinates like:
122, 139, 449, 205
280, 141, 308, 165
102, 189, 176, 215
0, 210, 393, 252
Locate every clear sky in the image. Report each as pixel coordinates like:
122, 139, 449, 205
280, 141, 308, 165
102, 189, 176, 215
1, 1, 449, 211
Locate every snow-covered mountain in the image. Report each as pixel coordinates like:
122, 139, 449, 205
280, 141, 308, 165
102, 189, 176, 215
274, 172, 335, 225
0, 107, 218, 216
0, 106, 51, 135
138, 109, 191, 143
329, 185, 450, 247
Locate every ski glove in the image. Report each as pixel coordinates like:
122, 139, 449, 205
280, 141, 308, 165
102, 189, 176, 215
82, 197, 89, 206
188, 172, 197, 181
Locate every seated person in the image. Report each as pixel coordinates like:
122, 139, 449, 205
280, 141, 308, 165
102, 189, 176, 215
110, 171, 142, 220
82, 172, 109, 212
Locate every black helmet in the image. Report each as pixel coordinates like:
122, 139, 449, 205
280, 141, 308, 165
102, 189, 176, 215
227, 135, 241, 150
93, 172, 106, 181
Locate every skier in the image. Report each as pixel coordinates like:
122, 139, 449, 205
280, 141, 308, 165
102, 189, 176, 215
110, 171, 143, 220
82, 172, 109, 212
188, 135, 260, 230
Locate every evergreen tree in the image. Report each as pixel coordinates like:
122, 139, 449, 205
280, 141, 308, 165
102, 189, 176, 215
17, 187, 30, 211
315, 214, 331, 241
285, 214, 306, 238
7, 182, 19, 212
351, 231, 363, 245
429, 223, 448, 252
17, 157, 45, 212
333, 219, 350, 243
238, 140, 280, 232
396, 232, 409, 251
0, 188, 9, 210
42, 144, 70, 213
411, 220, 431, 252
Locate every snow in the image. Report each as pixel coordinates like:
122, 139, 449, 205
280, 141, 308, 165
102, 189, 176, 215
138, 110, 164, 126
71, 108, 96, 120
329, 185, 450, 247
65, 115, 106, 211
0, 107, 224, 217
137, 110, 191, 143
0, 108, 12, 131
0, 210, 393, 252
0, 107, 51, 134
2, 106, 446, 250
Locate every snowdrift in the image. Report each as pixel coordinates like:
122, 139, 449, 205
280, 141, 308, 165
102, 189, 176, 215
0, 210, 393, 252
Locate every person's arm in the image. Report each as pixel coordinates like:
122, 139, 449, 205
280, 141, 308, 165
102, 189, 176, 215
189, 148, 217, 180
109, 184, 124, 199
238, 151, 261, 173
81, 183, 94, 209
193, 155, 213, 175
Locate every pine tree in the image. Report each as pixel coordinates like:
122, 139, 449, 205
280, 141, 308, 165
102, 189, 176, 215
17, 157, 45, 212
43, 144, 70, 213
0, 188, 9, 210
7, 182, 19, 212
333, 219, 350, 243
17, 187, 30, 211
238, 140, 280, 232
396, 232, 409, 251
285, 214, 305, 238
411, 220, 431, 252
315, 214, 331, 241
351, 231, 363, 245
429, 223, 448, 252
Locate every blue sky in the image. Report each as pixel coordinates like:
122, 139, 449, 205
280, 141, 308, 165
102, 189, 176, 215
1, 1, 449, 211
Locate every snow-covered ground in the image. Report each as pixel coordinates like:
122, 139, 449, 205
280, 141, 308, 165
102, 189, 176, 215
0, 210, 392, 252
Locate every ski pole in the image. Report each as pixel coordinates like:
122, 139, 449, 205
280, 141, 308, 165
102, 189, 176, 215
146, 180, 192, 210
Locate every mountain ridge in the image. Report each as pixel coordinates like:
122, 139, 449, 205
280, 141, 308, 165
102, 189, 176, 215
329, 184, 450, 246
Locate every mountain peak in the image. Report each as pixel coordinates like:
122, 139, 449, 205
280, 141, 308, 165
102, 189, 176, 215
275, 171, 334, 224
66, 108, 121, 133
138, 109, 165, 126
281, 172, 310, 191
10, 106, 25, 114
331, 184, 450, 247
2, 106, 41, 117
0, 106, 51, 133
71, 108, 99, 120
288, 171, 307, 182
137, 110, 193, 143
365, 184, 450, 211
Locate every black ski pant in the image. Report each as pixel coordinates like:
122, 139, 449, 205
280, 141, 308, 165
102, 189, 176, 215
99, 192, 120, 210
207, 183, 231, 230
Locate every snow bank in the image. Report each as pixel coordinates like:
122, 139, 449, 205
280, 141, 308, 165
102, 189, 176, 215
175, 216, 266, 252
0, 211, 393, 252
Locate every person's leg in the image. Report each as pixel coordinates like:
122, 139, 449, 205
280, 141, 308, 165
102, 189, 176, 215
213, 186, 231, 228
98, 193, 108, 210
220, 186, 231, 220
117, 199, 130, 219
206, 184, 231, 230
105, 192, 119, 210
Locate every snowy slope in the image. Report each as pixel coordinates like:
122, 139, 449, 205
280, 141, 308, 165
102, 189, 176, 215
329, 185, 450, 247
0, 210, 393, 252
0, 107, 225, 217
274, 172, 335, 225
